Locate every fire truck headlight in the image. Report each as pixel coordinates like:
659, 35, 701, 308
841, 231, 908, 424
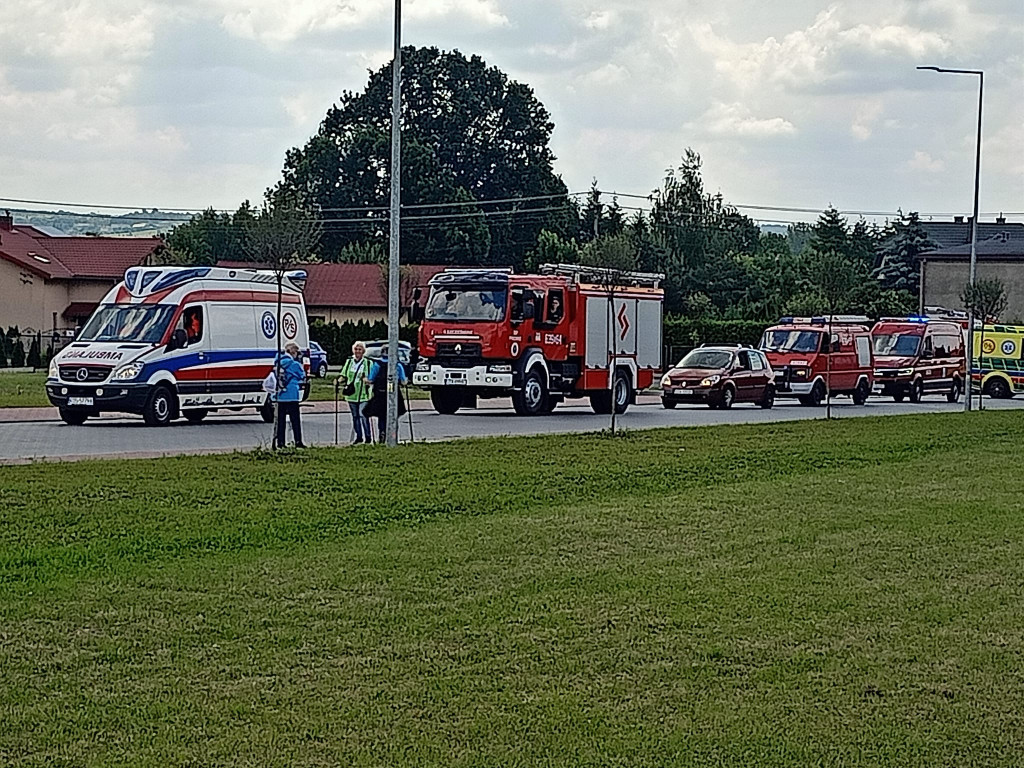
48, 359, 58, 378
898, 368, 914, 376
660, 374, 671, 387
700, 375, 721, 387
112, 362, 145, 381
487, 364, 512, 373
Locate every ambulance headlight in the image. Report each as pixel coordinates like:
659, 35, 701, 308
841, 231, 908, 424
112, 362, 145, 381
48, 359, 58, 378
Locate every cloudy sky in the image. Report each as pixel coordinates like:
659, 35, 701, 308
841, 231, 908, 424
1, 0, 1021, 225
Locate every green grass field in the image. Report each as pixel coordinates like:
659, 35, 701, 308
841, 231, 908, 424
2, 414, 1023, 766
0, 371, 48, 407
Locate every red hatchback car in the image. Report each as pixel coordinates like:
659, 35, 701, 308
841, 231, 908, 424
661, 346, 776, 409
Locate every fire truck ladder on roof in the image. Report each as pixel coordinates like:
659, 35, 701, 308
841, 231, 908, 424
538, 263, 664, 288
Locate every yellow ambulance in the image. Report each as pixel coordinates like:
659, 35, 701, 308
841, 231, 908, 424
972, 324, 1024, 399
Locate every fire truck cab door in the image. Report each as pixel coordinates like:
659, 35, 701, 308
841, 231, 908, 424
537, 288, 568, 360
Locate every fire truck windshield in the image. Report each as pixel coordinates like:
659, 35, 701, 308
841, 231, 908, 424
425, 287, 507, 322
760, 329, 822, 354
873, 333, 921, 356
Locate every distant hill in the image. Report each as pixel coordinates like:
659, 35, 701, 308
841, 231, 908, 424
7, 208, 192, 238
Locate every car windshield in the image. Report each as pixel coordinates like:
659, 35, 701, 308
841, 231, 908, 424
760, 329, 822, 354
873, 333, 921, 356
78, 304, 176, 343
425, 287, 507, 322
677, 350, 733, 369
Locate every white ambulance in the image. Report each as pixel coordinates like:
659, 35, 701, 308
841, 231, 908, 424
45, 266, 310, 426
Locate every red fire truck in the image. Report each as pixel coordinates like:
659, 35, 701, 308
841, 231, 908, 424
412, 264, 664, 415
759, 316, 875, 406
871, 312, 966, 402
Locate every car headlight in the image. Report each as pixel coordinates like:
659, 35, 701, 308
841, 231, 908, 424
660, 374, 671, 387
48, 359, 58, 378
487, 364, 512, 373
112, 361, 145, 381
898, 368, 914, 376
700, 375, 721, 387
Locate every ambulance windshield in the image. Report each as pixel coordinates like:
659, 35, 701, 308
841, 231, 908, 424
873, 333, 921, 357
78, 304, 177, 343
760, 329, 823, 354
425, 287, 507, 322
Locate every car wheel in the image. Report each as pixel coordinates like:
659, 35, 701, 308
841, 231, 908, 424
719, 385, 735, 410
662, 398, 677, 409
59, 408, 89, 426
908, 379, 924, 403
430, 388, 463, 415
317, 362, 328, 378
143, 385, 176, 426
514, 368, 548, 416
852, 379, 870, 406
946, 378, 961, 403
183, 409, 208, 424
985, 377, 1012, 400
760, 385, 775, 409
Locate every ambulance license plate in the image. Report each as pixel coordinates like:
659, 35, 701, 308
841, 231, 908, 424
68, 397, 94, 406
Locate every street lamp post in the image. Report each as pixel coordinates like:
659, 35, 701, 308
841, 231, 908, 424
385, 0, 402, 445
918, 65, 983, 413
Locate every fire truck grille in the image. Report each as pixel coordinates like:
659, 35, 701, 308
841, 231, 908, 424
59, 364, 112, 383
436, 342, 482, 357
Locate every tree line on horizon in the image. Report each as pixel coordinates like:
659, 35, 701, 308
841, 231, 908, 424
163, 46, 938, 320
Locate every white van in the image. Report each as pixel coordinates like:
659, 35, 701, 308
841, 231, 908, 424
45, 266, 310, 426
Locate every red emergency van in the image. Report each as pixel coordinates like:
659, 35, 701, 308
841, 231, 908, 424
759, 316, 874, 406
871, 314, 966, 402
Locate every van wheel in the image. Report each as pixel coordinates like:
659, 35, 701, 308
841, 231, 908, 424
908, 379, 924, 403
799, 381, 826, 407
946, 378, 962, 403
183, 409, 208, 424
985, 378, 1012, 399
59, 408, 89, 426
852, 379, 870, 406
143, 386, 177, 426
259, 401, 275, 423
430, 388, 462, 415
513, 368, 548, 416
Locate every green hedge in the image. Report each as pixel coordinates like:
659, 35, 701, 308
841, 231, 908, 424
309, 320, 419, 366
663, 318, 768, 349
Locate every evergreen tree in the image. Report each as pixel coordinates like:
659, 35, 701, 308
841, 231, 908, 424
875, 211, 935, 296
27, 336, 41, 369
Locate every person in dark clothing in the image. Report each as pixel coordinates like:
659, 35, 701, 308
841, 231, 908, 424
274, 342, 306, 449
364, 354, 407, 444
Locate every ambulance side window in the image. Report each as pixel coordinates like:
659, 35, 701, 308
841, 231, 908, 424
181, 306, 204, 346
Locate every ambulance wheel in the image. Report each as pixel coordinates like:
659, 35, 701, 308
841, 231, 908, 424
908, 379, 924, 403
59, 408, 88, 426
852, 379, 870, 406
259, 401, 275, 423
946, 378, 962, 403
514, 368, 547, 416
430, 388, 462, 415
143, 385, 177, 427
985, 378, 1012, 399
183, 409, 208, 424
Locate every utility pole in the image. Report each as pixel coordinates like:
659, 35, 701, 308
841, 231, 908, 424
385, 0, 402, 446
917, 65, 983, 412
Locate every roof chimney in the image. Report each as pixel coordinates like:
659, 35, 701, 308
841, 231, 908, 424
0, 210, 12, 231
953, 215, 964, 224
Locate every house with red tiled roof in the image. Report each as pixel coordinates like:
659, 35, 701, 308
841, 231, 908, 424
0, 212, 164, 333
218, 261, 451, 323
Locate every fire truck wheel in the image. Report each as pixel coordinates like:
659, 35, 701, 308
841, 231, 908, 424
513, 368, 548, 416
946, 379, 962, 403
430, 388, 463, 415
613, 370, 632, 415
908, 379, 924, 403
852, 379, 870, 406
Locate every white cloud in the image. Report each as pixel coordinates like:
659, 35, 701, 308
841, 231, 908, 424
851, 101, 883, 141
907, 150, 945, 173
691, 103, 797, 138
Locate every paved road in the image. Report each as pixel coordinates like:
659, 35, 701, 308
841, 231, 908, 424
2, 396, 1022, 463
